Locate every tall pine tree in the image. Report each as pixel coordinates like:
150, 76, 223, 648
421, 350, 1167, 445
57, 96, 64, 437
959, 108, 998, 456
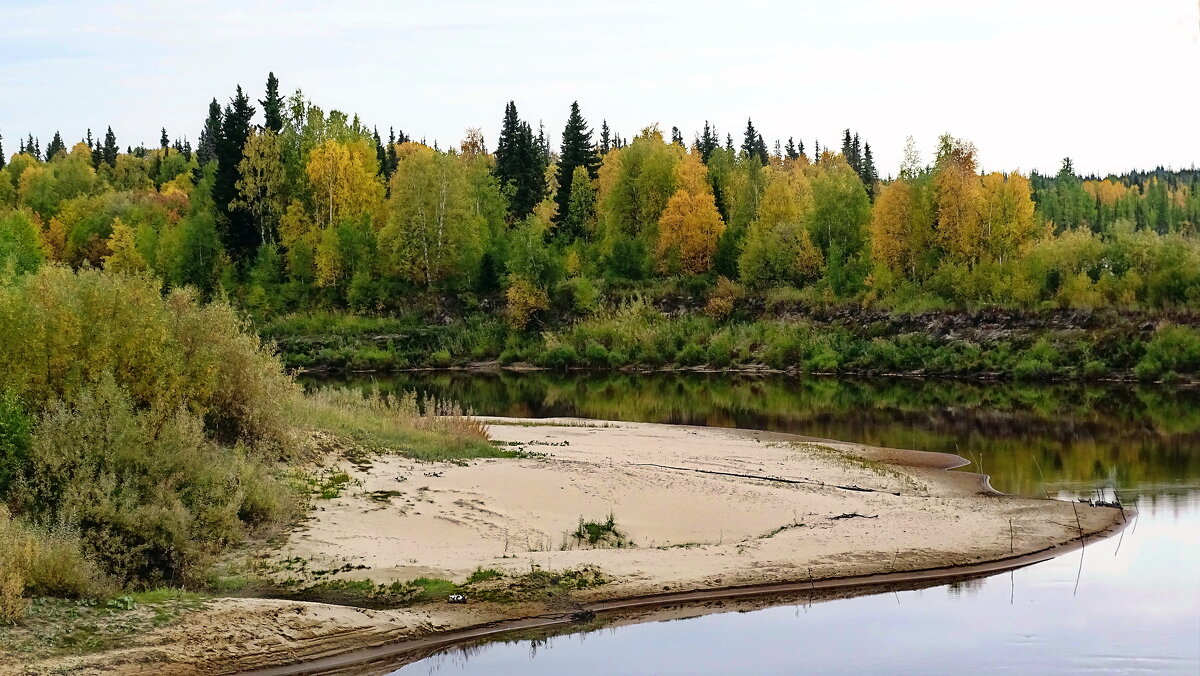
742, 119, 768, 164
46, 131, 66, 160
102, 126, 118, 167
600, 120, 611, 155
214, 85, 257, 261
494, 101, 548, 221
553, 102, 599, 230
861, 142, 878, 198
698, 121, 719, 162
197, 99, 222, 166
160, 127, 170, 150
260, 72, 285, 133
0, 130, 5, 170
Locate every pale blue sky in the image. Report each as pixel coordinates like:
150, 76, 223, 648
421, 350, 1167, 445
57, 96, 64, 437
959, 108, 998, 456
1, 0, 1197, 176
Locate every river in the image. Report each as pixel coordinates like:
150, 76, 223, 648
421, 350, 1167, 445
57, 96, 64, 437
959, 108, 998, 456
307, 371, 1200, 675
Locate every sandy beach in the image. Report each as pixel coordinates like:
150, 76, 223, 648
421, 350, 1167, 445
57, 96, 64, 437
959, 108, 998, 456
10, 419, 1125, 675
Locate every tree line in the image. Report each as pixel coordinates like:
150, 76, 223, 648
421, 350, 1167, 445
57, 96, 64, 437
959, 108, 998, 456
2, 73, 1199, 325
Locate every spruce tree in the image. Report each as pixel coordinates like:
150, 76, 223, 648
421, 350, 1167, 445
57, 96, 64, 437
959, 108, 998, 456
46, 131, 66, 160
0, 130, 5, 170
671, 126, 684, 147
741, 119, 758, 159
182, 139, 193, 162
102, 127, 118, 167
553, 101, 599, 230
494, 102, 546, 221
725, 133, 734, 152
600, 120, 611, 155
785, 137, 798, 161
741, 119, 768, 164
386, 127, 399, 177
160, 127, 170, 150
862, 142, 878, 198
698, 121, 719, 162
215, 85, 257, 261
29, 135, 41, 161
260, 72, 285, 133
841, 129, 853, 163
197, 98, 222, 166
373, 127, 386, 176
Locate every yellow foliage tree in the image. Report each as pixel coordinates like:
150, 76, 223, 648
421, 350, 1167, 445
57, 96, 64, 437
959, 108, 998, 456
869, 179, 917, 276
933, 136, 983, 263
304, 138, 383, 230
233, 129, 287, 244
102, 217, 148, 273
656, 152, 724, 274
979, 172, 1037, 262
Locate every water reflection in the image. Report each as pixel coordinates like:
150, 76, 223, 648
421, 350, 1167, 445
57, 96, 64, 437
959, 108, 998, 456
303, 371, 1200, 675
309, 371, 1200, 500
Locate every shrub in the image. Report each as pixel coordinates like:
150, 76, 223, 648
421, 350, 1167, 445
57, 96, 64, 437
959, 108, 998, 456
583, 342, 611, 367
1, 505, 109, 623
677, 342, 707, 366
539, 344, 579, 371
0, 390, 31, 494
0, 266, 297, 448
9, 376, 295, 586
429, 348, 453, 367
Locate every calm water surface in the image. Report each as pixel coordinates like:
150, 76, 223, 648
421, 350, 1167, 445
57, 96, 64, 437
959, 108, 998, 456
312, 372, 1200, 675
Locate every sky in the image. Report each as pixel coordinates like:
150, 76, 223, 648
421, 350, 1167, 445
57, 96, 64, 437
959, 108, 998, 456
1, 0, 1197, 177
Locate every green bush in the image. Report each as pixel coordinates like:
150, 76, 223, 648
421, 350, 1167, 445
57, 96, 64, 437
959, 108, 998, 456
677, 342, 707, 366
0, 266, 297, 448
539, 344, 579, 371
583, 342, 611, 367
9, 376, 295, 586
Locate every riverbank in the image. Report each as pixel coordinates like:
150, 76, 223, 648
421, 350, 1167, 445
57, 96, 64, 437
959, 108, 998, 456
8, 419, 1126, 675
263, 307, 1200, 383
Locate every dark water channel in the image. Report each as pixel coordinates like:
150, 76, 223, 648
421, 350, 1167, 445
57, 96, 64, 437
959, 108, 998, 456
311, 371, 1200, 675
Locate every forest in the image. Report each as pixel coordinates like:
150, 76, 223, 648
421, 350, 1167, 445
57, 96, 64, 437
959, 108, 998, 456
3, 73, 1200, 379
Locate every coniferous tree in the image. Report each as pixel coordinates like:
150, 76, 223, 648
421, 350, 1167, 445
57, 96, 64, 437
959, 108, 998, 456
671, 126, 684, 147
182, 139, 193, 162
46, 131, 66, 160
861, 143, 878, 198
386, 127, 400, 177
101, 127, 118, 166
741, 119, 768, 164
214, 85, 257, 261
600, 120, 611, 155
553, 101, 599, 229
160, 127, 170, 150
373, 127, 386, 177
260, 72, 285, 133
26, 135, 41, 161
537, 121, 550, 166
698, 121, 719, 163
197, 98, 222, 166
0, 130, 5, 170
725, 133, 734, 152
784, 137, 798, 161
494, 102, 547, 221
18, 138, 25, 156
